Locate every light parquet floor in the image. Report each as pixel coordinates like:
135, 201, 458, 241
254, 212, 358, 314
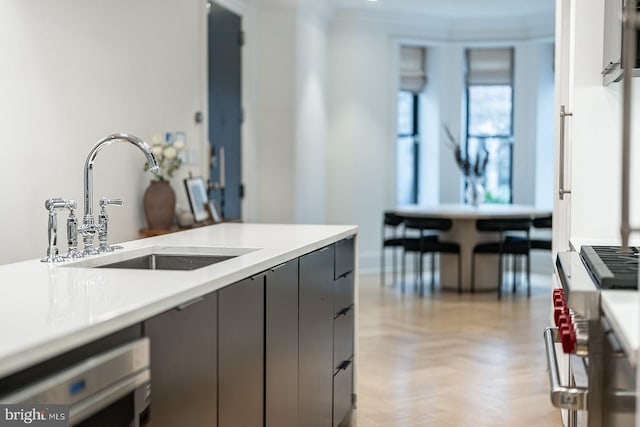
353, 273, 563, 427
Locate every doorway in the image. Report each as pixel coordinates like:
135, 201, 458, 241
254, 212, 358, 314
208, 1, 243, 220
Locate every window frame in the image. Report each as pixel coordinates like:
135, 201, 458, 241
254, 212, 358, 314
397, 91, 420, 205
464, 48, 515, 204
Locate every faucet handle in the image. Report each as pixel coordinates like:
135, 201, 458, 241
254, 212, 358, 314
98, 197, 125, 253
99, 198, 124, 208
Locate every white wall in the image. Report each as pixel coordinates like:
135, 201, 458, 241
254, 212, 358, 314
0, 0, 207, 264
295, 4, 329, 224
243, 0, 330, 225
252, 3, 298, 223
326, 19, 391, 266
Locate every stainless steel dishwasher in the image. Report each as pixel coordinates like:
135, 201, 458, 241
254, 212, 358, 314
0, 338, 150, 426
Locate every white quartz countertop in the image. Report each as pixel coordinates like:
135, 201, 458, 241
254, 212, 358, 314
0, 223, 357, 378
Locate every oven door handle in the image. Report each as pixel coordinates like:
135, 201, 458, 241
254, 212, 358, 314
544, 327, 588, 411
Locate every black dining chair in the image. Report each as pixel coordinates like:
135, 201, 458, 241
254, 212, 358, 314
471, 217, 532, 299
530, 214, 552, 250
503, 214, 552, 278
401, 217, 462, 295
381, 211, 404, 287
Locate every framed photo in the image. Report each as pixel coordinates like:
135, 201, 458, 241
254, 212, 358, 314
206, 199, 223, 224
184, 176, 209, 223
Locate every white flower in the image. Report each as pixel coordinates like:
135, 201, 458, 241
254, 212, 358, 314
151, 145, 164, 157
144, 133, 187, 180
163, 146, 177, 159
173, 140, 185, 151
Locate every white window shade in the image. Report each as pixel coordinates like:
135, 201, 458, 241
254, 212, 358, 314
400, 45, 427, 93
467, 48, 513, 85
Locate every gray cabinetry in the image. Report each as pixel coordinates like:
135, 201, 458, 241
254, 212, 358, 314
333, 271, 355, 367
333, 269, 355, 426
299, 245, 336, 427
218, 275, 265, 427
265, 260, 299, 427
132, 236, 355, 427
144, 293, 217, 427
299, 238, 356, 427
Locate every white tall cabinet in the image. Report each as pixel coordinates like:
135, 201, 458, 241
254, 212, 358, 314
554, 1, 612, 426
553, 0, 626, 251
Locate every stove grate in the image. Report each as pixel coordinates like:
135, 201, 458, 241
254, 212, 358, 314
579, 245, 639, 290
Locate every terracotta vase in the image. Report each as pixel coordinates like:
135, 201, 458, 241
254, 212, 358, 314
143, 180, 176, 230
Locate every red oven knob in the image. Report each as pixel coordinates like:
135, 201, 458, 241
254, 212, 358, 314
557, 312, 571, 329
554, 306, 570, 327
554, 309, 564, 326
560, 325, 576, 354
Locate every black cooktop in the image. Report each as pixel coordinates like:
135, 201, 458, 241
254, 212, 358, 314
580, 245, 639, 290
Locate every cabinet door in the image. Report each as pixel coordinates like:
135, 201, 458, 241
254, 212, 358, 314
265, 260, 299, 427
299, 245, 335, 427
144, 293, 217, 427
333, 360, 353, 427
553, 0, 574, 254
334, 236, 355, 279
218, 276, 264, 427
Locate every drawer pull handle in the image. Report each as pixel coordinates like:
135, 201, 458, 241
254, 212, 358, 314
176, 297, 204, 311
338, 360, 352, 371
337, 305, 353, 316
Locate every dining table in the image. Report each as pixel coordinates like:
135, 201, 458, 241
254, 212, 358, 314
393, 203, 552, 293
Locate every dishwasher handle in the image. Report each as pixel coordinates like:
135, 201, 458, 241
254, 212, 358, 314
543, 327, 588, 411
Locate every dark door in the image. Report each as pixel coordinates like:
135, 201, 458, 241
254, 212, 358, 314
208, 1, 242, 219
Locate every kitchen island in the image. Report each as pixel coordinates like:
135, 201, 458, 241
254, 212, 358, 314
0, 223, 357, 427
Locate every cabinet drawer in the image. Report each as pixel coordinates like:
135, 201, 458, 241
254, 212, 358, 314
333, 359, 353, 427
334, 306, 354, 372
334, 236, 355, 279
334, 273, 354, 316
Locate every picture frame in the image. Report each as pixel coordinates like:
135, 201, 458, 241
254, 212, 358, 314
184, 176, 209, 223
206, 199, 223, 224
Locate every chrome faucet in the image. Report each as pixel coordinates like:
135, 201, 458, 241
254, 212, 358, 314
80, 133, 159, 255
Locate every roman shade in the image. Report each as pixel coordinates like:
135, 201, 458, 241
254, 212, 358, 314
466, 48, 513, 85
400, 45, 427, 93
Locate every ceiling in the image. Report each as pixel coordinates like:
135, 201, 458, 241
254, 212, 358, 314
328, 0, 555, 19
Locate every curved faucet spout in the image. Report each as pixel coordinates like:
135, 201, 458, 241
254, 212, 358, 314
83, 133, 159, 221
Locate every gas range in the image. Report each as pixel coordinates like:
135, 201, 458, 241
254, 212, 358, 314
548, 249, 637, 427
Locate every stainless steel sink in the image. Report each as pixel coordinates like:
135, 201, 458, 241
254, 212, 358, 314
63, 246, 257, 271
97, 253, 236, 271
